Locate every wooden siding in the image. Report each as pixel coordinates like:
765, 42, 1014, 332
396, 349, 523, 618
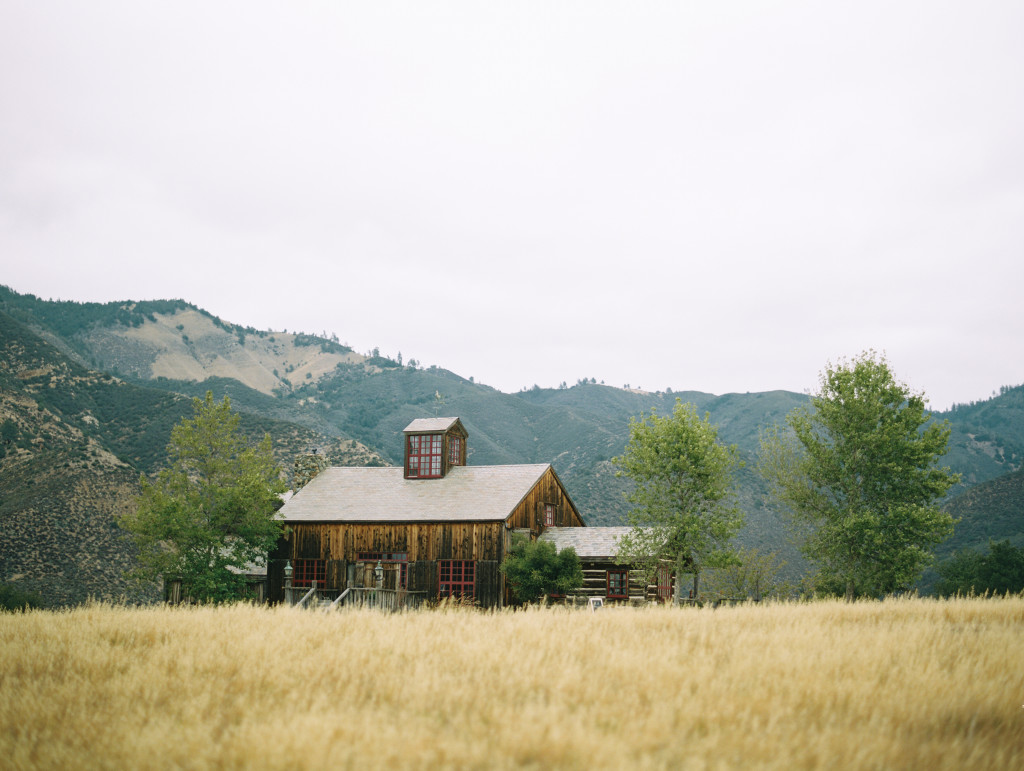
284, 521, 507, 565
506, 467, 585, 533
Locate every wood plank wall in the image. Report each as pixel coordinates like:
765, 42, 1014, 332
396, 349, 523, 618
507, 467, 585, 533
287, 521, 507, 564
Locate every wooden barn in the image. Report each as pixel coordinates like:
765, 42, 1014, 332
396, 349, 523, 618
538, 527, 675, 604
268, 417, 586, 608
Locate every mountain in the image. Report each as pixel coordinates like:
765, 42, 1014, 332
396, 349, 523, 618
0, 306, 383, 605
2, 284, 1022, 601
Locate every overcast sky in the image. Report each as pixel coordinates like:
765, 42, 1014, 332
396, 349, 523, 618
2, 2, 1022, 410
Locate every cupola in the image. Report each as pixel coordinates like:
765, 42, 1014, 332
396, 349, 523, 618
402, 417, 468, 479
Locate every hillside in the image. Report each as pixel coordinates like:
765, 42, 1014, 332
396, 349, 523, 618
0, 309, 383, 605
2, 284, 1023, 599
938, 467, 1024, 557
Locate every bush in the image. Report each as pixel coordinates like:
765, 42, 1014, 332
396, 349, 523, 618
500, 534, 583, 603
0, 583, 45, 611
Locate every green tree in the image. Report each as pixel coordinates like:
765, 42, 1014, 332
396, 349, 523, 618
703, 547, 789, 601
936, 540, 1024, 596
759, 352, 958, 600
500, 534, 583, 603
119, 392, 287, 602
613, 399, 744, 598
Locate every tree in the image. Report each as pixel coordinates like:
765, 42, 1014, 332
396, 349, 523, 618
703, 547, 789, 601
613, 399, 744, 598
119, 392, 287, 602
935, 540, 1024, 596
500, 534, 583, 603
758, 351, 959, 600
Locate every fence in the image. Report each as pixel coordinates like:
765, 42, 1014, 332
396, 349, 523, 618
284, 581, 426, 612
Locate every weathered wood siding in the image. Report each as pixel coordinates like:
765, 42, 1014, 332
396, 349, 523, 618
283, 521, 507, 565
506, 467, 585, 533
272, 521, 509, 606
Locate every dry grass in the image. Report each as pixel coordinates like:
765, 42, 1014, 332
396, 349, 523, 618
1, 598, 1022, 770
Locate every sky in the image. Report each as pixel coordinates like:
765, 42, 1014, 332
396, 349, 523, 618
1, 1, 1022, 410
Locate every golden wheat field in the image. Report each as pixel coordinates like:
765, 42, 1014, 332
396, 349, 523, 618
1, 598, 1022, 771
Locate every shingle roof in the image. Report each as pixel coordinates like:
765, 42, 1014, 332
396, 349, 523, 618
277, 464, 552, 523
538, 526, 637, 559
403, 417, 461, 433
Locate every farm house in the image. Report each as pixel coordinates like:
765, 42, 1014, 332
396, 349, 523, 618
268, 417, 672, 608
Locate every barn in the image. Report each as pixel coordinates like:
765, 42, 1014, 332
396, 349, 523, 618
268, 417, 587, 608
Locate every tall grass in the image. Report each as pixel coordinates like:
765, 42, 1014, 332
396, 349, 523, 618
1, 598, 1022, 770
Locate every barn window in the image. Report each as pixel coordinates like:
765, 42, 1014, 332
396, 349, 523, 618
293, 559, 325, 588
448, 435, 463, 465
607, 569, 629, 599
543, 503, 556, 527
407, 433, 443, 478
439, 560, 475, 600
357, 551, 408, 589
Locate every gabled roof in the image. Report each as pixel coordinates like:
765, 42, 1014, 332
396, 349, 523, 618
403, 417, 463, 434
538, 526, 637, 559
277, 464, 552, 523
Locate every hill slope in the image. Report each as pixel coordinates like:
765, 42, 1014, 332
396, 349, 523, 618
0, 309, 383, 605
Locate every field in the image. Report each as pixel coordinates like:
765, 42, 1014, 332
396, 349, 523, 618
1, 598, 1022, 770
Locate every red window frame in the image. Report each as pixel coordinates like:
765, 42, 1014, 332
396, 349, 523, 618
407, 433, 443, 478
293, 559, 326, 588
448, 435, 462, 466
607, 569, 629, 599
657, 566, 673, 601
357, 551, 408, 589
439, 560, 475, 599
543, 503, 556, 527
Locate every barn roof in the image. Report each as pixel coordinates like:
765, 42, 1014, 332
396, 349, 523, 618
538, 526, 637, 559
403, 417, 463, 433
277, 464, 552, 523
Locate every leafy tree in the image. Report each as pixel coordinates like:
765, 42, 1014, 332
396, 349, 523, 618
500, 534, 583, 603
759, 352, 959, 600
613, 399, 744, 598
935, 540, 1024, 596
119, 391, 286, 602
703, 547, 789, 601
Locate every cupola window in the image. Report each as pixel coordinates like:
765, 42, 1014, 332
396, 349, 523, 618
407, 433, 443, 478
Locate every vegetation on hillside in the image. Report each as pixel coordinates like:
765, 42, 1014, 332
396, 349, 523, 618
935, 540, 1024, 596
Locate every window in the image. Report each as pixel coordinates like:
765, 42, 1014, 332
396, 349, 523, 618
357, 551, 408, 589
448, 435, 463, 466
407, 433, 443, 478
543, 503, 556, 527
607, 569, 629, 599
293, 559, 325, 588
439, 560, 475, 600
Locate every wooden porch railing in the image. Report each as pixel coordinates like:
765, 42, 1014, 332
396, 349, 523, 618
284, 581, 426, 612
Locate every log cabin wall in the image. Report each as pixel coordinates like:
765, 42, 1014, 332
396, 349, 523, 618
576, 560, 652, 604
